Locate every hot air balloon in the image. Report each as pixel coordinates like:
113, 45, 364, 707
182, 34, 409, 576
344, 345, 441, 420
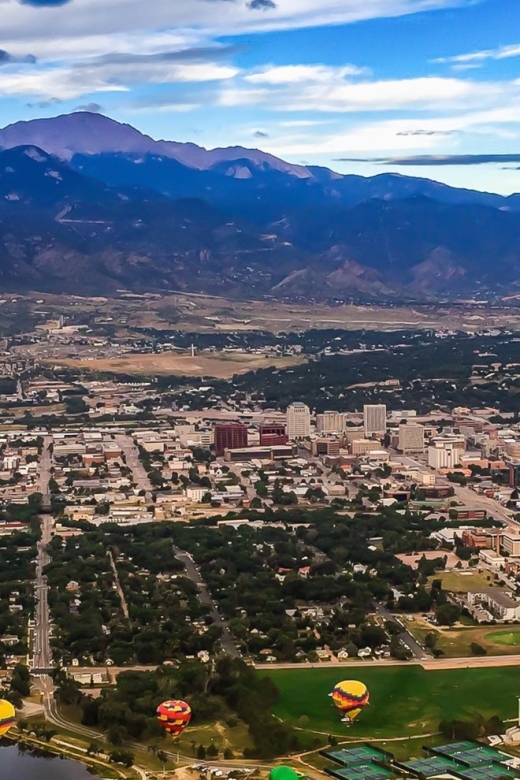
330, 680, 369, 723
269, 767, 300, 780
0, 699, 15, 737
156, 700, 191, 738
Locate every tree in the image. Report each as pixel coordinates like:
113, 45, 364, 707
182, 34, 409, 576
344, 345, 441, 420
197, 745, 207, 760
109, 750, 134, 768
156, 749, 168, 768
470, 642, 487, 656
435, 603, 461, 626
87, 741, 103, 756
207, 743, 219, 758
10, 664, 31, 698
107, 724, 127, 746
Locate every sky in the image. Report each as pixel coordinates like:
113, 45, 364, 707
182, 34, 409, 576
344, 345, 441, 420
1, 0, 520, 193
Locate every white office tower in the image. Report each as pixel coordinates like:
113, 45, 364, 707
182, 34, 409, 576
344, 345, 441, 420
286, 402, 311, 440
364, 404, 387, 436
316, 410, 346, 433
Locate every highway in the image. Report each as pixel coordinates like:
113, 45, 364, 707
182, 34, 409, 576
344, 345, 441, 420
172, 544, 240, 658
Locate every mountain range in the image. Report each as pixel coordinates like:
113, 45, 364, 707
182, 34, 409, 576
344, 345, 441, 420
0, 111, 519, 300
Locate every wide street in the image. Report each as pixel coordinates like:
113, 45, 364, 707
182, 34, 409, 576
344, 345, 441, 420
395, 452, 519, 528
33, 438, 54, 673
114, 433, 153, 501
172, 544, 240, 658
372, 603, 428, 661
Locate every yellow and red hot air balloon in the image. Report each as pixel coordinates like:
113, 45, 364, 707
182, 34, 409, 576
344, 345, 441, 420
156, 700, 191, 738
0, 699, 15, 736
330, 680, 369, 723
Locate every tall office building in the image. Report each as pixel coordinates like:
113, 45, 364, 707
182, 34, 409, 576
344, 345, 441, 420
214, 423, 248, 456
364, 404, 387, 436
398, 422, 425, 453
316, 411, 348, 433
286, 402, 311, 440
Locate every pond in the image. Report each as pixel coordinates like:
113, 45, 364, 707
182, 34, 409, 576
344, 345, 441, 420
0, 745, 98, 778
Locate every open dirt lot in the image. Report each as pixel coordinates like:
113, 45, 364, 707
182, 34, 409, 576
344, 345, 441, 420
46, 351, 304, 378
396, 552, 465, 570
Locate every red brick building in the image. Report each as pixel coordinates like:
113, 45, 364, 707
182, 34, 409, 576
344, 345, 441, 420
259, 424, 288, 447
214, 424, 248, 456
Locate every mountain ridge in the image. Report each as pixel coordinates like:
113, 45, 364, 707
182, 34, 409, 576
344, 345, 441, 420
0, 112, 312, 179
1, 113, 520, 301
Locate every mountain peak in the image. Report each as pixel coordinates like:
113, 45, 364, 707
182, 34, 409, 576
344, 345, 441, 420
0, 111, 311, 178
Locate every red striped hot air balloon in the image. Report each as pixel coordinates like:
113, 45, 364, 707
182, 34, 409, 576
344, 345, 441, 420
156, 700, 192, 738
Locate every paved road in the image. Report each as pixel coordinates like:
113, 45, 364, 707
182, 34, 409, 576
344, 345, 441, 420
108, 550, 130, 620
172, 545, 240, 658
38, 437, 53, 509
373, 603, 428, 661
33, 520, 53, 671
114, 433, 153, 501
33, 439, 54, 673
395, 453, 520, 529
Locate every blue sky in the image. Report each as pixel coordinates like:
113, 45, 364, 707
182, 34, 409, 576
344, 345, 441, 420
1, 0, 520, 193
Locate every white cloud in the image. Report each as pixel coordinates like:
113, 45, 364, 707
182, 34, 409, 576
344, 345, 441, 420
0, 0, 472, 48
0, 59, 238, 101
434, 42, 520, 66
251, 102, 520, 159
245, 63, 369, 84
218, 74, 504, 113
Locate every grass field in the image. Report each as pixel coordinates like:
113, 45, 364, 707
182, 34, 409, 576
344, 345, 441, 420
267, 666, 520, 739
405, 614, 520, 657
487, 630, 520, 647
427, 570, 495, 592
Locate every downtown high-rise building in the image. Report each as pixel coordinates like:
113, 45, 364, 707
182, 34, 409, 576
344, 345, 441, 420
398, 422, 425, 453
214, 423, 248, 456
363, 404, 387, 436
286, 402, 311, 440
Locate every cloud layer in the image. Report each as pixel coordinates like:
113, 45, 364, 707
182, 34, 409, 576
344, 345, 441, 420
338, 154, 520, 166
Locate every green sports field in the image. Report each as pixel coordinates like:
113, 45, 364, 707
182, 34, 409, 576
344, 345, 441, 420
267, 665, 520, 739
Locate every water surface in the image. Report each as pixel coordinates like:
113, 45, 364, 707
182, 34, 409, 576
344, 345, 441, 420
0, 745, 97, 778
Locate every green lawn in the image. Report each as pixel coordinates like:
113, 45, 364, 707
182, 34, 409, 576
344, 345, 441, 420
267, 666, 520, 739
486, 630, 520, 646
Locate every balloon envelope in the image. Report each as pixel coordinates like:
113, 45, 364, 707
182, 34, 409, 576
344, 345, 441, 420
331, 680, 369, 722
269, 767, 299, 780
0, 699, 15, 736
156, 700, 191, 738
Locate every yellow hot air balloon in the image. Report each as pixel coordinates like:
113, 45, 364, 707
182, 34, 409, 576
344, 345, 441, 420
0, 699, 15, 736
330, 680, 369, 723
